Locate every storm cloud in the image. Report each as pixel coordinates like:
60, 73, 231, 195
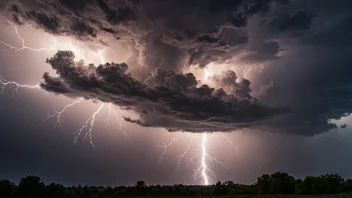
2, 0, 352, 137
40, 50, 288, 132
2, 0, 296, 72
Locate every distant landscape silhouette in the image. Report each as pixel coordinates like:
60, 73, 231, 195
2, 172, 352, 198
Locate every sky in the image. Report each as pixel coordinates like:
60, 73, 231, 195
1, 0, 352, 186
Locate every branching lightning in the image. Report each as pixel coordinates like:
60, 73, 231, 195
1, 18, 105, 65
0, 18, 126, 149
73, 103, 105, 148
0, 75, 39, 95
0, 19, 58, 52
189, 134, 227, 185
158, 133, 232, 185
104, 103, 127, 136
44, 98, 83, 127
1, 17, 237, 186
201, 134, 210, 185
157, 136, 185, 162
174, 135, 194, 168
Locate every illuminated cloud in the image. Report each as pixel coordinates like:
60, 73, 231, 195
40, 51, 289, 132
2, 0, 352, 137
2, 0, 294, 72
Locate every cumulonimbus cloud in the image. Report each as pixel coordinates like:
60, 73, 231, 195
2, 0, 297, 74
41, 51, 289, 132
7, 0, 352, 137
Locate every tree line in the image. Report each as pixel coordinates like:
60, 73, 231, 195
1, 172, 352, 197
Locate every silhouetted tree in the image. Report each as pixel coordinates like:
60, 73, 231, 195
344, 179, 352, 192
0, 180, 14, 198
1, 172, 352, 197
135, 180, 147, 196
214, 181, 223, 194
323, 174, 344, 193
256, 174, 271, 194
136, 180, 146, 188
45, 183, 65, 198
17, 176, 45, 198
270, 172, 295, 194
294, 179, 303, 194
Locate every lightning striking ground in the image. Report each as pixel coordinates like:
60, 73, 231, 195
74, 103, 105, 148
190, 134, 227, 185
1, 17, 236, 186
44, 98, 84, 127
201, 134, 209, 185
158, 133, 231, 185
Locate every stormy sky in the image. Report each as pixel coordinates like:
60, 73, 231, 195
1, 0, 352, 186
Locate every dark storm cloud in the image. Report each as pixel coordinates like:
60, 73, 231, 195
5, 0, 352, 137
40, 51, 288, 132
238, 41, 284, 64
2, 0, 293, 72
254, 45, 352, 136
240, 0, 352, 136
266, 10, 316, 34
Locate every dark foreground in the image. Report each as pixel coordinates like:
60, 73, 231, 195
2, 172, 352, 198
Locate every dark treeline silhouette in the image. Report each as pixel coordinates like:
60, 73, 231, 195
1, 172, 352, 197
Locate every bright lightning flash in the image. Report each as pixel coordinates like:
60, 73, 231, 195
44, 98, 83, 127
0, 75, 39, 95
158, 133, 230, 185
201, 134, 209, 185
1, 17, 235, 185
1, 17, 128, 147
157, 136, 185, 162
0, 19, 57, 52
74, 103, 105, 148
0, 18, 105, 65
104, 103, 127, 137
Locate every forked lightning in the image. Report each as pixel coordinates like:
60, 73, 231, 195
158, 133, 231, 185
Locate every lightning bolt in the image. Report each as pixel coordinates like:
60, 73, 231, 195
91, 51, 105, 64
159, 133, 233, 185
1, 18, 106, 65
73, 103, 105, 148
157, 136, 185, 162
222, 134, 240, 152
0, 19, 58, 52
174, 135, 194, 168
0, 75, 39, 95
201, 134, 209, 185
44, 98, 83, 127
104, 103, 113, 128
0, 18, 124, 149
190, 134, 225, 185
104, 103, 127, 136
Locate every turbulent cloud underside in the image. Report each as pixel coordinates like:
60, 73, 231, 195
3, 0, 352, 136
41, 51, 289, 132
